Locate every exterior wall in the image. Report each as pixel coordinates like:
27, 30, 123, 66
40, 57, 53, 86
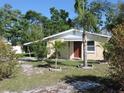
94, 42, 104, 60
47, 39, 70, 59
69, 42, 74, 59
47, 40, 55, 58
47, 40, 104, 60
59, 42, 69, 59
81, 41, 104, 60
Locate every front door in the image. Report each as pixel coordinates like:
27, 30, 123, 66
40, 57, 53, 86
74, 42, 81, 58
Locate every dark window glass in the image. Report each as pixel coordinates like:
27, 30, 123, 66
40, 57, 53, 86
87, 41, 95, 51
87, 41, 94, 46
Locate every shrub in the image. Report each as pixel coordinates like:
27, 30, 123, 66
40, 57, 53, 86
0, 39, 17, 80
16, 54, 25, 58
32, 41, 47, 60
106, 23, 124, 89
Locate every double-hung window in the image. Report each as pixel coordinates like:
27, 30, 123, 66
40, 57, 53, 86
87, 41, 95, 53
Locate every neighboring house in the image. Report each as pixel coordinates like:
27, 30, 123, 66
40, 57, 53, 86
43, 29, 111, 60
12, 45, 23, 54
3, 38, 23, 54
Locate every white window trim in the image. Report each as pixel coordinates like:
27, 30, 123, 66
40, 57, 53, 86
87, 41, 96, 54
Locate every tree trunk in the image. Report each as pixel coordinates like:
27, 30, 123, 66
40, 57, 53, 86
55, 52, 58, 68
28, 46, 31, 57
83, 31, 88, 67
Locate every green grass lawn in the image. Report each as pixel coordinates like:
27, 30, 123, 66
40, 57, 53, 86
0, 60, 109, 92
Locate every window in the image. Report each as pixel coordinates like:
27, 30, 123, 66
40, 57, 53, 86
87, 41, 95, 52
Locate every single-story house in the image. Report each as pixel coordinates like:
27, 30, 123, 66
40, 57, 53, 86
12, 45, 23, 54
3, 37, 23, 54
43, 29, 111, 60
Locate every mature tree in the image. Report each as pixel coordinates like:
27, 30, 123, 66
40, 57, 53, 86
25, 10, 50, 37
74, 0, 97, 67
104, 2, 124, 90
106, 1, 124, 30
44, 7, 73, 36
74, 0, 112, 67
0, 5, 26, 46
21, 25, 43, 43
0, 4, 73, 45
22, 25, 45, 58
25, 10, 48, 25
0, 4, 28, 45
105, 23, 124, 89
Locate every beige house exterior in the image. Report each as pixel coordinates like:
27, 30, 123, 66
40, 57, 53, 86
43, 29, 110, 60
3, 37, 23, 54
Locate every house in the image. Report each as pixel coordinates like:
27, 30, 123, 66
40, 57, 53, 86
2, 37, 23, 54
12, 45, 23, 54
43, 29, 111, 60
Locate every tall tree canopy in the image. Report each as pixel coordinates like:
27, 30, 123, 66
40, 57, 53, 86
0, 4, 25, 45
106, 2, 124, 30
74, 0, 112, 32
44, 7, 73, 36
0, 4, 74, 45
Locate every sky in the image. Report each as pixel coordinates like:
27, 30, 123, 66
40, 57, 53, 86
0, 0, 121, 18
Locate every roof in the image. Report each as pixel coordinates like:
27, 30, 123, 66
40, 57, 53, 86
43, 29, 111, 41
23, 28, 111, 45
43, 29, 75, 40
23, 40, 40, 46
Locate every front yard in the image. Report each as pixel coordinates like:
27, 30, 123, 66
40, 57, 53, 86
0, 60, 109, 92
